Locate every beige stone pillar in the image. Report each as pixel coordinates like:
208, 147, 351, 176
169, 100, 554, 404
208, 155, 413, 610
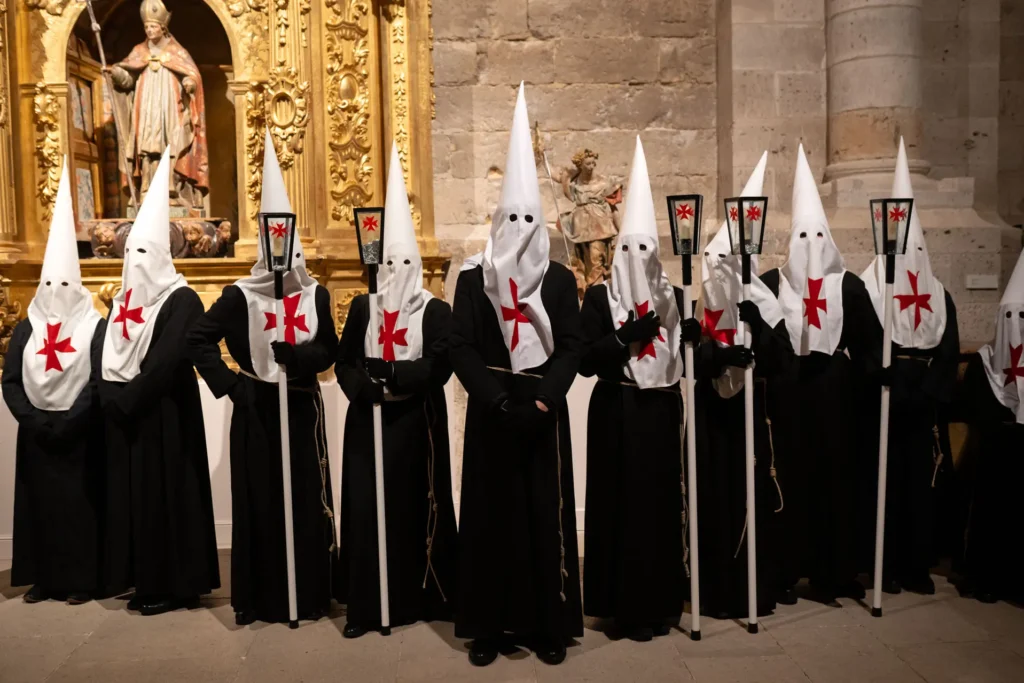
825, 0, 928, 180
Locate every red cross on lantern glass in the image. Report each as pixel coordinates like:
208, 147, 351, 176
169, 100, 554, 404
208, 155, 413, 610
353, 207, 386, 266
259, 211, 297, 273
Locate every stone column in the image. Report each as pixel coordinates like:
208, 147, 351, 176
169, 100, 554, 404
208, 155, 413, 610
825, 0, 928, 180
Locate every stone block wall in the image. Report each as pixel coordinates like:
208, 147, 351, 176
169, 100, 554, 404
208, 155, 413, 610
1000, 0, 1024, 228
432, 0, 718, 279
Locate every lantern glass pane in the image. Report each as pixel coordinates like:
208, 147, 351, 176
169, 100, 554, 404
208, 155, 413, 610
353, 207, 385, 265
259, 212, 295, 272
724, 198, 741, 256
893, 199, 913, 255
869, 199, 885, 255
743, 197, 767, 254
667, 194, 702, 256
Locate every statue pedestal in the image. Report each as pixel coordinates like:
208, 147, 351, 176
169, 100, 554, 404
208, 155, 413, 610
85, 217, 235, 259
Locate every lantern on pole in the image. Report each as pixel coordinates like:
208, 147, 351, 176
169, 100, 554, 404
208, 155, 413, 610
352, 205, 393, 635
868, 197, 913, 618
667, 193, 703, 641
723, 194, 768, 634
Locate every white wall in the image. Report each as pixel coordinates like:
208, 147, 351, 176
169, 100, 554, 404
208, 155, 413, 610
0, 376, 597, 561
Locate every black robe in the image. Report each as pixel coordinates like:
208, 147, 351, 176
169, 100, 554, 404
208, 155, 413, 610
579, 284, 685, 626
858, 292, 959, 584
99, 287, 220, 600
958, 355, 1024, 601
186, 284, 338, 622
693, 316, 793, 619
760, 270, 883, 593
3, 319, 106, 595
450, 262, 584, 641
334, 294, 458, 629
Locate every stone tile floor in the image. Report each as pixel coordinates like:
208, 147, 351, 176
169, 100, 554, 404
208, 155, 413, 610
1, 552, 1022, 682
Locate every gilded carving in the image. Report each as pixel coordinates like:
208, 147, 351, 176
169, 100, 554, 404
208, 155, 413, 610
244, 82, 268, 222
23, 0, 72, 16
324, 0, 373, 228
238, 8, 270, 76
299, 0, 310, 48
334, 288, 366, 336
0, 0, 8, 127
98, 282, 121, 311
227, 0, 267, 18
266, 66, 309, 169
32, 83, 61, 222
274, 0, 289, 63
0, 276, 20, 369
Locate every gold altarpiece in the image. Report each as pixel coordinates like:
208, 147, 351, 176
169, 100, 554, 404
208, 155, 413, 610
0, 0, 445, 360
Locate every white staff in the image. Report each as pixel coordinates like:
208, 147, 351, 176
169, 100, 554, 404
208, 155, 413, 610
354, 206, 392, 635
273, 272, 299, 629
667, 194, 704, 641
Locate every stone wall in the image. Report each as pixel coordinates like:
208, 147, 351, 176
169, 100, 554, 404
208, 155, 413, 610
1000, 0, 1024, 228
431, 0, 718, 280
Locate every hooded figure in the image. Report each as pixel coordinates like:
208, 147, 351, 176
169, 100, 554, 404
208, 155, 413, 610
858, 138, 959, 596
450, 83, 583, 667
186, 130, 338, 625
760, 145, 883, 604
98, 147, 219, 616
2, 160, 105, 604
579, 137, 686, 640
333, 142, 458, 637
958, 251, 1024, 603
690, 152, 794, 619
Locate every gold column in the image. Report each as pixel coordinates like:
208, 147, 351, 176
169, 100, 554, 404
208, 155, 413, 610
0, 1, 17, 259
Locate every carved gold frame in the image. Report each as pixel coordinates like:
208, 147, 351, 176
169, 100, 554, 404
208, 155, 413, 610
0, 0, 444, 346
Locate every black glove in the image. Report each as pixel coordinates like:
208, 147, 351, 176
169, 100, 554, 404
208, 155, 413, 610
680, 318, 702, 345
500, 397, 553, 434
227, 379, 248, 404
271, 341, 297, 366
615, 310, 661, 345
737, 301, 764, 334
878, 365, 897, 388
717, 345, 754, 368
359, 370, 385, 405
363, 357, 395, 383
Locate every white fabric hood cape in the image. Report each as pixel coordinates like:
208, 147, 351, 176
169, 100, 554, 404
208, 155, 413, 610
777, 144, 846, 356
365, 141, 433, 362
235, 129, 319, 383
606, 136, 682, 389
980, 251, 1024, 423
700, 151, 784, 399
860, 137, 947, 350
23, 158, 103, 410
461, 83, 554, 373
101, 147, 187, 382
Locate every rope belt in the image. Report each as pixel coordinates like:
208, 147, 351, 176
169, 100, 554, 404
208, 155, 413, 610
598, 375, 683, 394
733, 383, 785, 560
678, 400, 690, 579
931, 423, 943, 489
421, 399, 447, 602
486, 365, 568, 603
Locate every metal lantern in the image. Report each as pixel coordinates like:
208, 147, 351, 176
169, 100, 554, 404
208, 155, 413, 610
258, 212, 297, 273
724, 196, 768, 256
869, 198, 914, 256
667, 194, 703, 256
353, 207, 385, 266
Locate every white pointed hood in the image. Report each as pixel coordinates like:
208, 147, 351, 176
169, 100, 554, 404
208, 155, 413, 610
462, 83, 553, 372
606, 136, 682, 389
777, 144, 846, 356
701, 151, 784, 398
23, 158, 102, 410
102, 147, 187, 382
860, 137, 947, 350
366, 141, 432, 363
236, 129, 319, 383
980, 251, 1024, 423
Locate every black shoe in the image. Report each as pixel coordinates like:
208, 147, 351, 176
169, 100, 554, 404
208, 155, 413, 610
882, 578, 902, 595
652, 623, 671, 637
776, 587, 798, 605
139, 595, 197, 616
343, 622, 367, 639
235, 610, 257, 626
627, 626, 653, 642
67, 593, 92, 605
836, 580, 866, 600
902, 575, 935, 595
534, 638, 567, 666
23, 585, 46, 604
469, 639, 498, 667
126, 593, 142, 611
975, 589, 998, 604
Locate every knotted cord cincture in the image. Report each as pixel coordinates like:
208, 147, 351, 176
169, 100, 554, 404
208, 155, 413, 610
422, 400, 447, 602
733, 382, 784, 559
678, 397, 690, 579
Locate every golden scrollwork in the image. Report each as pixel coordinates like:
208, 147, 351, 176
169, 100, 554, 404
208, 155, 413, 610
98, 282, 121, 311
324, 0, 374, 228
23, 0, 72, 16
32, 83, 61, 222
274, 0, 289, 63
299, 0, 310, 48
237, 7, 270, 77
244, 81, 268, 223
0, 0, 8, 127
0, 276, 22, 369
227, 0, 267, 18
266, 66, 309, 169
333, 288, 366, 336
